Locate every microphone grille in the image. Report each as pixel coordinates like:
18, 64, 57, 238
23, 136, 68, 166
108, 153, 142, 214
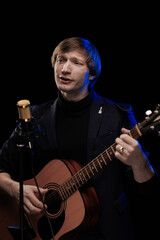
17, 99, 31, 121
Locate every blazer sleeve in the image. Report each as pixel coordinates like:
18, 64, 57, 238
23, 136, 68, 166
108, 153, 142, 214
115, 102, 160, 198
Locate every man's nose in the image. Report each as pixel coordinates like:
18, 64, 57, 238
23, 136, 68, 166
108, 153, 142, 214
61, 61, 71, 74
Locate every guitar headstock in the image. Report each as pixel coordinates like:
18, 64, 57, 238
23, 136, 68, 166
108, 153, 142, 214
138, 104, 160, 136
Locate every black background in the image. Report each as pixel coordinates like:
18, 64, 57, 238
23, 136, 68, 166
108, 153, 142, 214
0, 5, 159, 167
0, 3, 160, 239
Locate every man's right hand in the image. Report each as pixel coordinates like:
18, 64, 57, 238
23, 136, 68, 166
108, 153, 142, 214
0, 172, 48, 215
11, 181, 48, 215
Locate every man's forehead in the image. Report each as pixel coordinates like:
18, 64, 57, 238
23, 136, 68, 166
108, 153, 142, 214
58, 50, 87, 60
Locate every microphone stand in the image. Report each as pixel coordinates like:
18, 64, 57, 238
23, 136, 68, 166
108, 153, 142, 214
16, 119, 34, 240
16, 100, 34, 240
15, 99, 55, 240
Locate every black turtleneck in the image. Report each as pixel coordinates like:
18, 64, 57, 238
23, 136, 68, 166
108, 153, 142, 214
56, 91, 93, 165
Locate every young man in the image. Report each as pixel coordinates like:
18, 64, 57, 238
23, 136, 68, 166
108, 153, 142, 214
0, 37, 159, 240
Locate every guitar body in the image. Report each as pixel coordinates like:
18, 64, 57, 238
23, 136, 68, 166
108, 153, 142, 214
0, 159, 100, 240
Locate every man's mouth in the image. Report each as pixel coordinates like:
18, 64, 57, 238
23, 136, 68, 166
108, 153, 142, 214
58, 75, 73, 83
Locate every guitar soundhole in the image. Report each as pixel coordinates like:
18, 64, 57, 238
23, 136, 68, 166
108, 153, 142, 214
42, 182, 66, 218
44, 189, 63, 217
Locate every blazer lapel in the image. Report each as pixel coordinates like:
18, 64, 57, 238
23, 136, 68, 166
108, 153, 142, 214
86, 91, 105, 163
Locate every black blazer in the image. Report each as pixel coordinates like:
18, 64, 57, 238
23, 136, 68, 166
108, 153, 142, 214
0, 91, 157, 240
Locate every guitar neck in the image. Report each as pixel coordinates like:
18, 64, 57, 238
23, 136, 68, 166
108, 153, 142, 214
58, 124, 142, 201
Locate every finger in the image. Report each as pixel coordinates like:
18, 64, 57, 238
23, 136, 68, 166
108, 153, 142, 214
32, 186, 48, 194
22, 191, 43, 214
120, 133, 136, 145
115, 144, 129, 159
116, 144, 124, 153
24, 200, 43, 215
120, 128, 138, 146
115, 137, 132, 152
40, 187, 48, 195
32, 186, 48, 198
121, 128, 130, 134
120, 127, 134, 144
115, 150, 126, 162
32, 187, 48, 208
24, 186, 45, 209
37, 188, 48, 209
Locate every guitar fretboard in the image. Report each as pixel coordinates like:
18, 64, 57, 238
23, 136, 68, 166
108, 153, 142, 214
58, 125, 142, 201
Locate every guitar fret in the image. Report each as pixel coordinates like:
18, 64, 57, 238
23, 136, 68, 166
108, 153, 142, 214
95, 156, 104, 170
75, 173, 83, 186
107, 147, 114, 160
62, 184, 70, 199
75, 174, 83, 188
105, 149, 112, 161
76, 168, 90, 187
82, 170, 87, 181
58, 186, 67, 200
97, 156, 103, 168
111, 145, 115, 154
79, 171, 86, 183
85, 165, 92, 178
92, 160, 98, 172
88, 163, 94, 175
64, 182, 71, 195
58, 176, 80, 201
113, 143, 117, 152
103, 151, 109, 163
128, 131, 132, 137
89, 162, 97, 175
74, 174, 82, 187
101, 152, 107, 165
67, 180, 75, 194
83, 167, 91, 179
130, 125, 142, 139
71, 177, 79, 190
58, 187, 64, 200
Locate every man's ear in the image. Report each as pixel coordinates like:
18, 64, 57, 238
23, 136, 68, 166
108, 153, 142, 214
89, 75, 96, 81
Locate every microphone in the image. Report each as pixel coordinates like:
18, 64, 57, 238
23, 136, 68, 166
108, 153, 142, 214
16, 99, 40, 140
17, 99, 31, 122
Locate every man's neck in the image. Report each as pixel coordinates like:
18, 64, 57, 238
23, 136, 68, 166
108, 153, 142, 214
60, 90, 89, 102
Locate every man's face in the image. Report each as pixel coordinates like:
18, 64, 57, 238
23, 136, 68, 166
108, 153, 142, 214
54, 50, 92, 101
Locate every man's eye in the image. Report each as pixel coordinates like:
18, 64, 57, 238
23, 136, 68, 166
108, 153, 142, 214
57, 57, 65, 63
57, 58, 63, 63
74, 61, 82, 65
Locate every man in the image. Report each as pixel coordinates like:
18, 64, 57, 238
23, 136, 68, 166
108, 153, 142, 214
0, 37, 159, 239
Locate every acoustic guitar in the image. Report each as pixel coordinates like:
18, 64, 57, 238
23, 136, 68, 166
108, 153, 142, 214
0, 105, 160, 240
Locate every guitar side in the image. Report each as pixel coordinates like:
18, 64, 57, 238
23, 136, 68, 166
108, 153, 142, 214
0, 159, 100, 240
